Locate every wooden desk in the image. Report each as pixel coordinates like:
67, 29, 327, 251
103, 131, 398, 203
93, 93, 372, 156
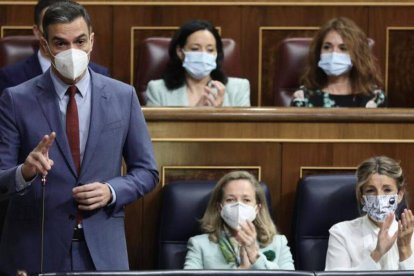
126, 107, 414, 269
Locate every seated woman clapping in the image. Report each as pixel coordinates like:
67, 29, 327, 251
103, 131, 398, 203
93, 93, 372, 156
325, 156, 414, 270
184, 171, 294, 269
291, 17, 385, 108
145, 20, 250, 107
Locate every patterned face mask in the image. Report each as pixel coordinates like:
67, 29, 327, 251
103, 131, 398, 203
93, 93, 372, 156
362, 194, 399, 222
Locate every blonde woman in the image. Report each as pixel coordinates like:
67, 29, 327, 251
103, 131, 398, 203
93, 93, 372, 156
326, 156, 414, 270
184, 171, 294, 269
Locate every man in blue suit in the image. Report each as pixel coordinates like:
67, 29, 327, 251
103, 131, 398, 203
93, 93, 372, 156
0, 0, 109, 95
0, 1, 158, 274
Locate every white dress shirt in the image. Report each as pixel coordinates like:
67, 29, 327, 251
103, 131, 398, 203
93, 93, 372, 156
37, 50, 51, 73
325, 215, 414, 270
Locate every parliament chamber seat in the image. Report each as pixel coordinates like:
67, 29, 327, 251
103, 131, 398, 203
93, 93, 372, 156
273, 37, 312, 106
292, 174, 360, 271
0, 35, 38, 68
158, 180, 271, 269
135, 37, 242, 105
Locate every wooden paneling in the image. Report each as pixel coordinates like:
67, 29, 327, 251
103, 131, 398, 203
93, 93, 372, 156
387, 28, 414, 106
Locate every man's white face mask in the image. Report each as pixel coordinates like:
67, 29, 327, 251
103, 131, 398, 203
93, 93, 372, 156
44, 39, 91, 80
51, 48, 90, 80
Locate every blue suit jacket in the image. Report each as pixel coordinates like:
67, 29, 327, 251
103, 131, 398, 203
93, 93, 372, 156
0, 69, 158, 274
0, 52, 110, 95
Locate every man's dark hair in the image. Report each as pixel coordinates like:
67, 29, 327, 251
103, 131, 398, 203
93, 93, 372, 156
42, 1, 92, 40
34, 0, 72, 27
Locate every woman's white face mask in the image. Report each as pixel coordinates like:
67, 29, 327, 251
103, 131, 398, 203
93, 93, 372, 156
182, 51, 217, 80
318, 52, 352, 76
220, 202, 257, 230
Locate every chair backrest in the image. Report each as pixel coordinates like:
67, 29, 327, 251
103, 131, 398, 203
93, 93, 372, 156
273, 37, 312, 106
0, 35, 39, 68
293, 173, 360, 271
158, 180, 271, 269
135, 37, 241, 105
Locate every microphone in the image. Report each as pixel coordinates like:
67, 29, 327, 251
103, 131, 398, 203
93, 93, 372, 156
40, 174, 47, 273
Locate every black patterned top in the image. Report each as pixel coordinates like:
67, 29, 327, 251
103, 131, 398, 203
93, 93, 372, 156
290, 86, 386, 107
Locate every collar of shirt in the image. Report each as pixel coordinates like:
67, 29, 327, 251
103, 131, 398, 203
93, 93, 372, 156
37, 50, 51, 73
49, 68, 91, 100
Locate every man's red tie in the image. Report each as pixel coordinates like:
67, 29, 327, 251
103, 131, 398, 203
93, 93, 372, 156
66, 85, 80, 174
66, 85, 83, 227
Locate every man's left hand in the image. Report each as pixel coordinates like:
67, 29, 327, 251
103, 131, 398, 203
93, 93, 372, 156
72, 182, 112, 211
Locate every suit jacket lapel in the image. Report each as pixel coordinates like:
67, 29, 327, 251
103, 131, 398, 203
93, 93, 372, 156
36, 72, 78, 176
80, 71, 108, 177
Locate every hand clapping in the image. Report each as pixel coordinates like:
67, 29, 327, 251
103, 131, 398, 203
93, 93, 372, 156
397, 209, 414, 261
196, 80, 225, 107
236, 221, 259, 268
371, 210, 414, 262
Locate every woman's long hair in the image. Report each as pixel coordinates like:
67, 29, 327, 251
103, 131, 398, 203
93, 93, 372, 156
301, 17, 383, 95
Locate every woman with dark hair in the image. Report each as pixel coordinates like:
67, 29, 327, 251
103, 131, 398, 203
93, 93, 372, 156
325, 156, 414, 270
291, 17, 385, 107
146, 20, 250, 107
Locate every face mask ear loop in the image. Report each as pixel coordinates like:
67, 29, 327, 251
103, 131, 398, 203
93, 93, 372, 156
42, 38, 59, 70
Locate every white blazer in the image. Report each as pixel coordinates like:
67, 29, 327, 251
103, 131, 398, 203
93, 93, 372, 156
145, 77, 250, 107
325, 215, 414, 270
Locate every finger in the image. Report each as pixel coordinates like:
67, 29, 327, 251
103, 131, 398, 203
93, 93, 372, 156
408, 210, 414, 227
73, 182, 100, 193
211, 81, 225, 95
29, 152, 52, 173
247, 221, 256, 233
34, 132, 56, 153
383, 212, 395, 230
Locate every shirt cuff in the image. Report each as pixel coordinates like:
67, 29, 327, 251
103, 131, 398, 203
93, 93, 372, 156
15, 165, 36, 192
400, 253, 414, 270
106, 183, 116, 206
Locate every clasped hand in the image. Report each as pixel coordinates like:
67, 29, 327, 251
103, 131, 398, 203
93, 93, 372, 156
196, 80, 225, 107
371, 209, 414, 262
235, 221, 259, 269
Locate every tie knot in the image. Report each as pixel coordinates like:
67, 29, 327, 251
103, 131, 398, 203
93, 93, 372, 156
67, 85, 77, 97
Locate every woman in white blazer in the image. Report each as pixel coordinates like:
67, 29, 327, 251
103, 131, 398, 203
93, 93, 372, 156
145, 20, 250, 107
184, 171, 294, 269
325, 156, 414, 270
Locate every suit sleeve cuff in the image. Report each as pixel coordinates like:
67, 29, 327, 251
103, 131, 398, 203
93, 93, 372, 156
15, 165, 35, 193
